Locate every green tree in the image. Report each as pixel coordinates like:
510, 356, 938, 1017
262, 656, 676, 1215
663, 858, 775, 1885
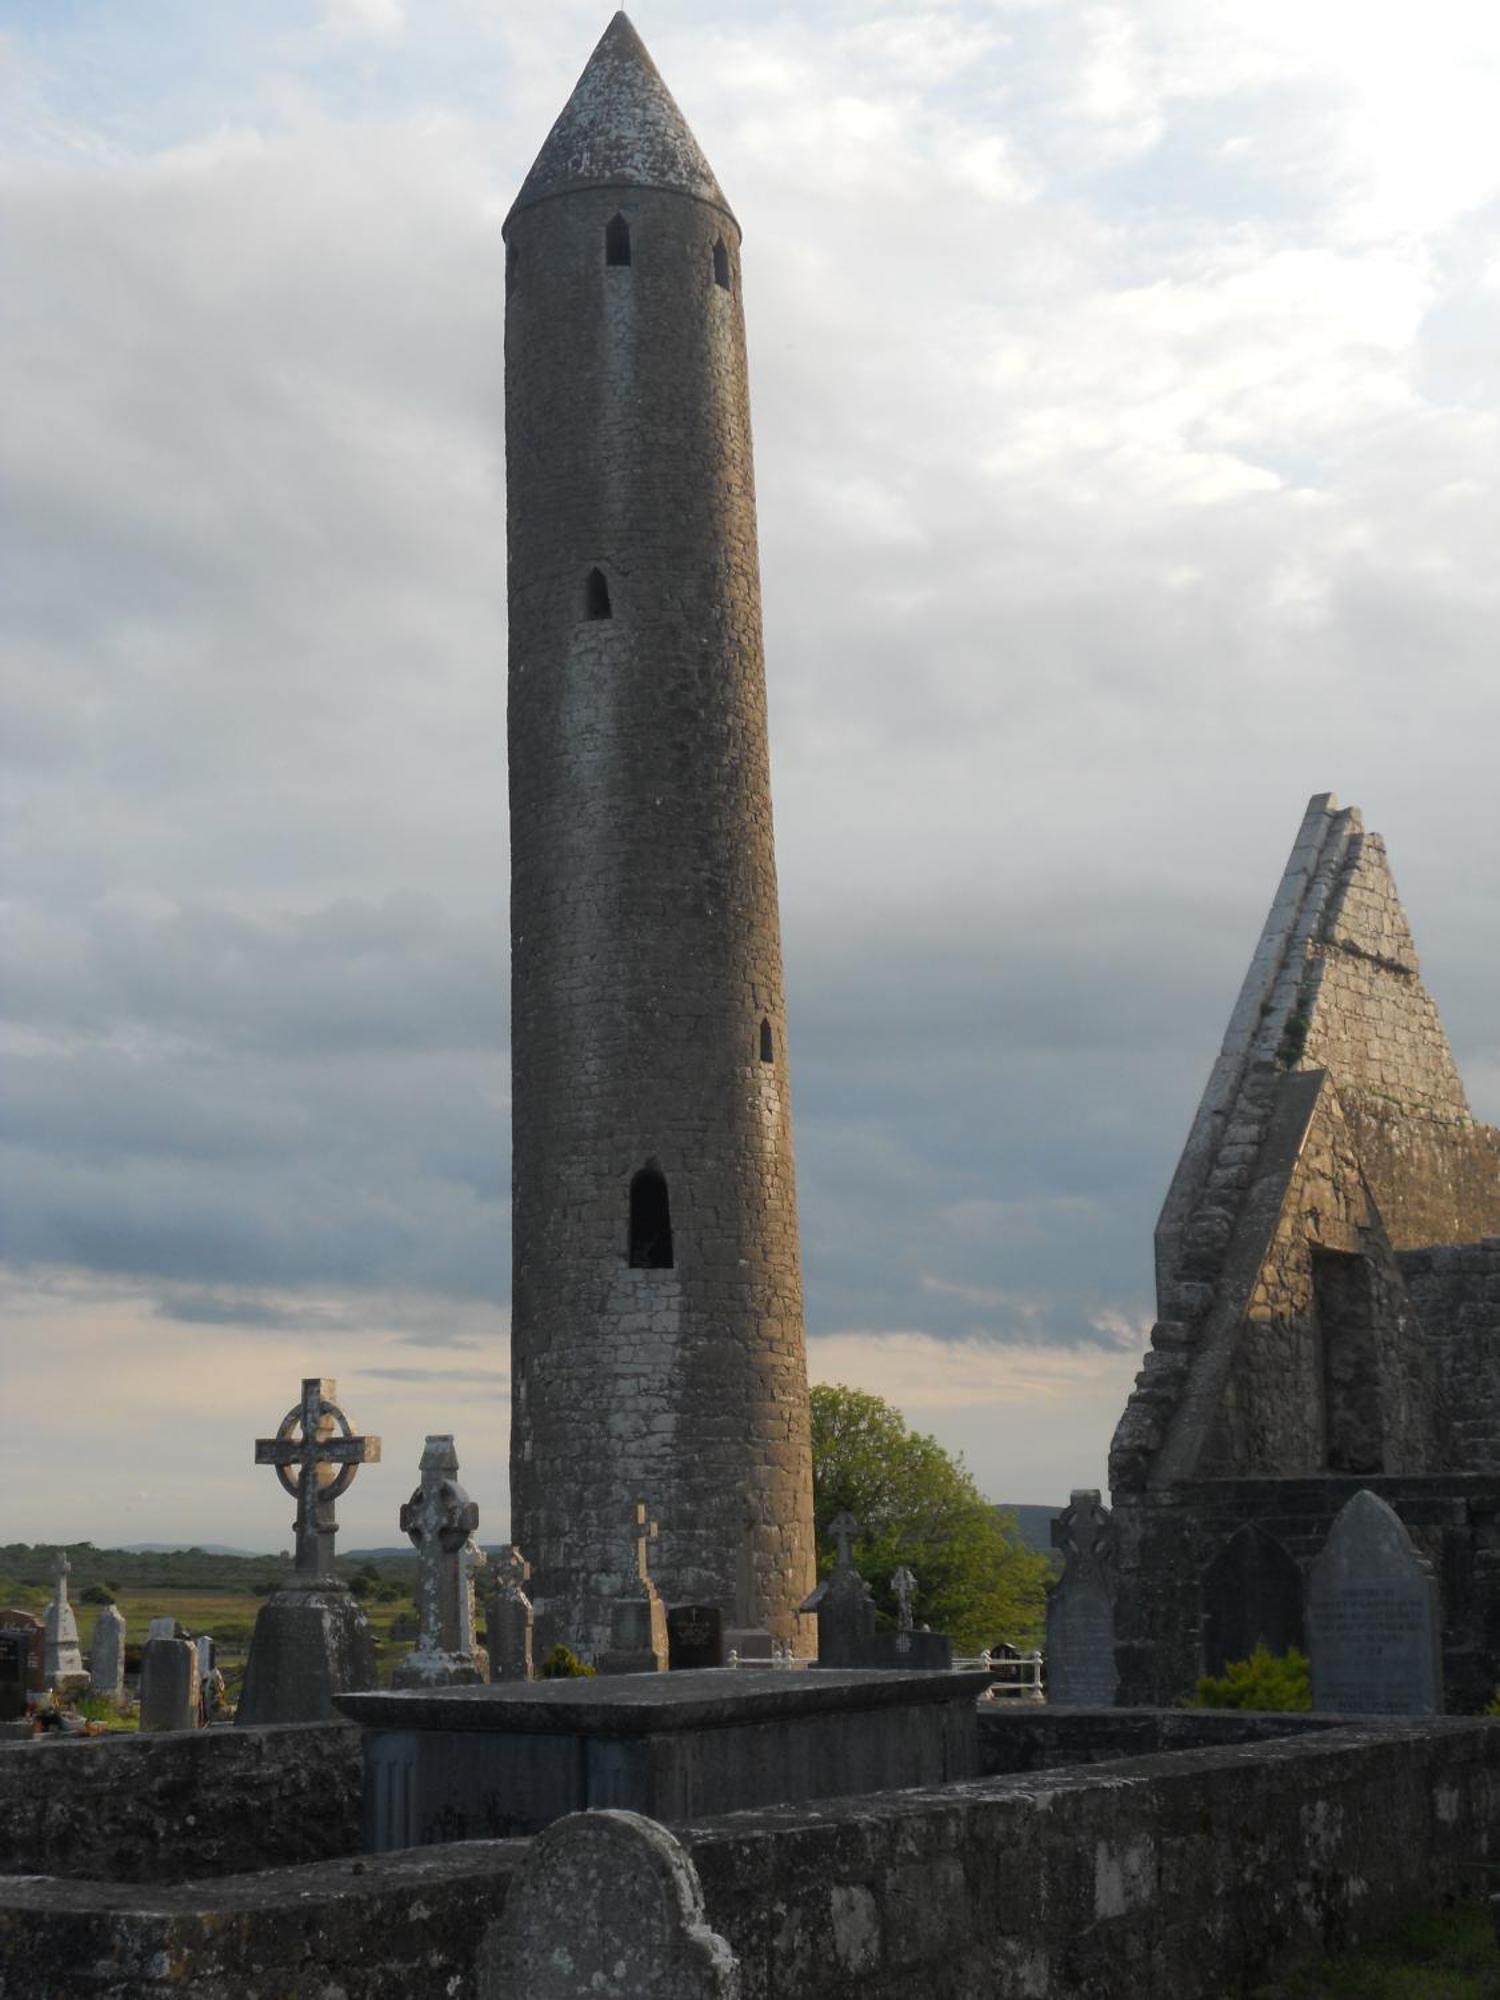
810, 1383, 1051, 1654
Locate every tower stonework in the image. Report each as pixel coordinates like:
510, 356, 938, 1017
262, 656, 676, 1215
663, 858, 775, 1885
504, 14, 817, 1659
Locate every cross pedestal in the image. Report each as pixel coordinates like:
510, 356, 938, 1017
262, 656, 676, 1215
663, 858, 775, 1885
237, 1378, 381, 1725
597, 1500, 669, 1675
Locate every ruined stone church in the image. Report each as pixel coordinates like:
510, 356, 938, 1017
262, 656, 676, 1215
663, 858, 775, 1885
1110, 793, 1500, 1706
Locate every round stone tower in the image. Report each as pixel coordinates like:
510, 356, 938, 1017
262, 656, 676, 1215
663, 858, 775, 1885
504, 13, 817, 1660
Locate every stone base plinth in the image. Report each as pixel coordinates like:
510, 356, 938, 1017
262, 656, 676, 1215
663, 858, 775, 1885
391, 1652, 486, 1691
337, 1667, 989, 1850
237, 1586, 375, 1726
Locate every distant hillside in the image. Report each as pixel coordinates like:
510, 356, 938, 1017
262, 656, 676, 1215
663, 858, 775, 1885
122, 1543, 260, 1557
994, 1504, 1062, 1555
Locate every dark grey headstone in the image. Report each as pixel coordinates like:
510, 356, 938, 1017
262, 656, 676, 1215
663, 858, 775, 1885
0, 1612, 44, 1693
667, 1606, 724, 1670
1046, 1489, 1118, 1705
1046, 1569, 1117, 1705
1201, 1523, 1305, 1676
139, 1636, 200, 1733
1308, 1489, 1442, 1716
0, 1634, 26, 1722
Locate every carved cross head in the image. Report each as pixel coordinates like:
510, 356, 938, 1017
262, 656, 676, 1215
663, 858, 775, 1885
828, 1511, 862, 1571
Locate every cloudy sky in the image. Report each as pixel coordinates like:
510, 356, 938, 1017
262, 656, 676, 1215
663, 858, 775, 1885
3, 0, 1498, 1553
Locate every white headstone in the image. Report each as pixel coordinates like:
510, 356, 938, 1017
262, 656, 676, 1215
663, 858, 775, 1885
139, 1636, 200, 1733
43, 1552, 88, 1692
89, 1605, 128, 1707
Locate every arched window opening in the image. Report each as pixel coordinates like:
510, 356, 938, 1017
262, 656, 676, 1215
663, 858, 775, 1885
712, 238, 731, 291
606, 213, 632, 267
759, 1017, 774, 1063
585, 568, 612, 621
629, 1166, 674, 1269
505, 241, 518, 291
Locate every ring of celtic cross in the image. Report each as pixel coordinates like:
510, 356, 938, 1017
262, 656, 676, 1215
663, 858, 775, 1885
272, 1394, 361, 1502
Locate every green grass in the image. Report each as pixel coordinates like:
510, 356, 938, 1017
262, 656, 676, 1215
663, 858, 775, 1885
1254, 1903, 1500, 1998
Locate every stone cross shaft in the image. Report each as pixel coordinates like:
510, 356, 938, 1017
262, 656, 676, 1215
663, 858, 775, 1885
631, 1501, 659, 1589
399, 1434, 482, 1661
255, 1378, 381, 1579
828, 1511, 861, 1572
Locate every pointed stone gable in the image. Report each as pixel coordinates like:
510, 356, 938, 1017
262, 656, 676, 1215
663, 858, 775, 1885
509, 13, 733, 224
1112, 794, 1500, 1496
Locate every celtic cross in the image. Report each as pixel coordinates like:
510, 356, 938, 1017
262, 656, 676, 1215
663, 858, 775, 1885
255, 1378, 381, 1580
828, 1510, 861, 1571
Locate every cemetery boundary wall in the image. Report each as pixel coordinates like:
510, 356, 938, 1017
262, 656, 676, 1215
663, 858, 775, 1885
0, 1721, 360, 1883
0, 1716, 1497, 1995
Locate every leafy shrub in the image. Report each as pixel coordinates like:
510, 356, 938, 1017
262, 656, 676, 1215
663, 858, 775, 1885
539, 1644, 596, 1679
1192, 1644, 1311, 1711
80, 1583, 115, 1607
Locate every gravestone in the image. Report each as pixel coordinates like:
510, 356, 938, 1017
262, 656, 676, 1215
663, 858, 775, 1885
1046, 1489, 1118, 1705
1202, 1522, 1305, 1676
43, 1552, 89, 1695
800, 1511, 877, 1667
237, 1377, 381, 1724
667, 1605, 725, 1671
139, 1635, 200, 1733
597, 1502, 669, 1675
1308, 1488, 1442, 1715
393, 1435, 487, 1689
475, 1810, 740, 2000
0, 1612, 43, 1695
484, 1547, 534, 1682
0, 1633, 27, 1722
89, 1605, 128, 1708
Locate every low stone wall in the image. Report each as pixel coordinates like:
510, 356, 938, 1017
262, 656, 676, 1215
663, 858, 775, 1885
683, 1717, 1500, 1999
976, 1703, 1347, 1775
0, 1722, 361, 1883
0, 1842, 520, 2000
1, 1717, 1496, 1996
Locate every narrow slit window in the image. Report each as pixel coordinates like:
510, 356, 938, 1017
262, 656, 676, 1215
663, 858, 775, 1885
713, 238, 731, 291
585, 568, 612, 620
505, 241, 518, 291
606, 213, 632, 266
629, 1166, 674, 1269
759, 1017, 773, 1063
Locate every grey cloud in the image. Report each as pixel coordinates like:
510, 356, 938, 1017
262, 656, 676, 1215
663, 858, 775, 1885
2, 3, 1497, 1399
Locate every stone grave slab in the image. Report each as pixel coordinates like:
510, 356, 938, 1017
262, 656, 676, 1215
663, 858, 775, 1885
1308, 1489, 1442, 1715
337, 1666, 990, 1850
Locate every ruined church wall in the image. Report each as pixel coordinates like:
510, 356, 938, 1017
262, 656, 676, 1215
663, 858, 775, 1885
1203, 1090, 1440, 1480
1402, 1239, 1500, 1474
1112, 1474, 1500, 1710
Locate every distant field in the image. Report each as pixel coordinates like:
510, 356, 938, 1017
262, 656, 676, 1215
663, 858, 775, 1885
1, 1544, 419, 1693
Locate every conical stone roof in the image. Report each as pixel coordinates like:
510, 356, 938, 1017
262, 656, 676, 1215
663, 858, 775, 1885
508, 12, 733, 225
